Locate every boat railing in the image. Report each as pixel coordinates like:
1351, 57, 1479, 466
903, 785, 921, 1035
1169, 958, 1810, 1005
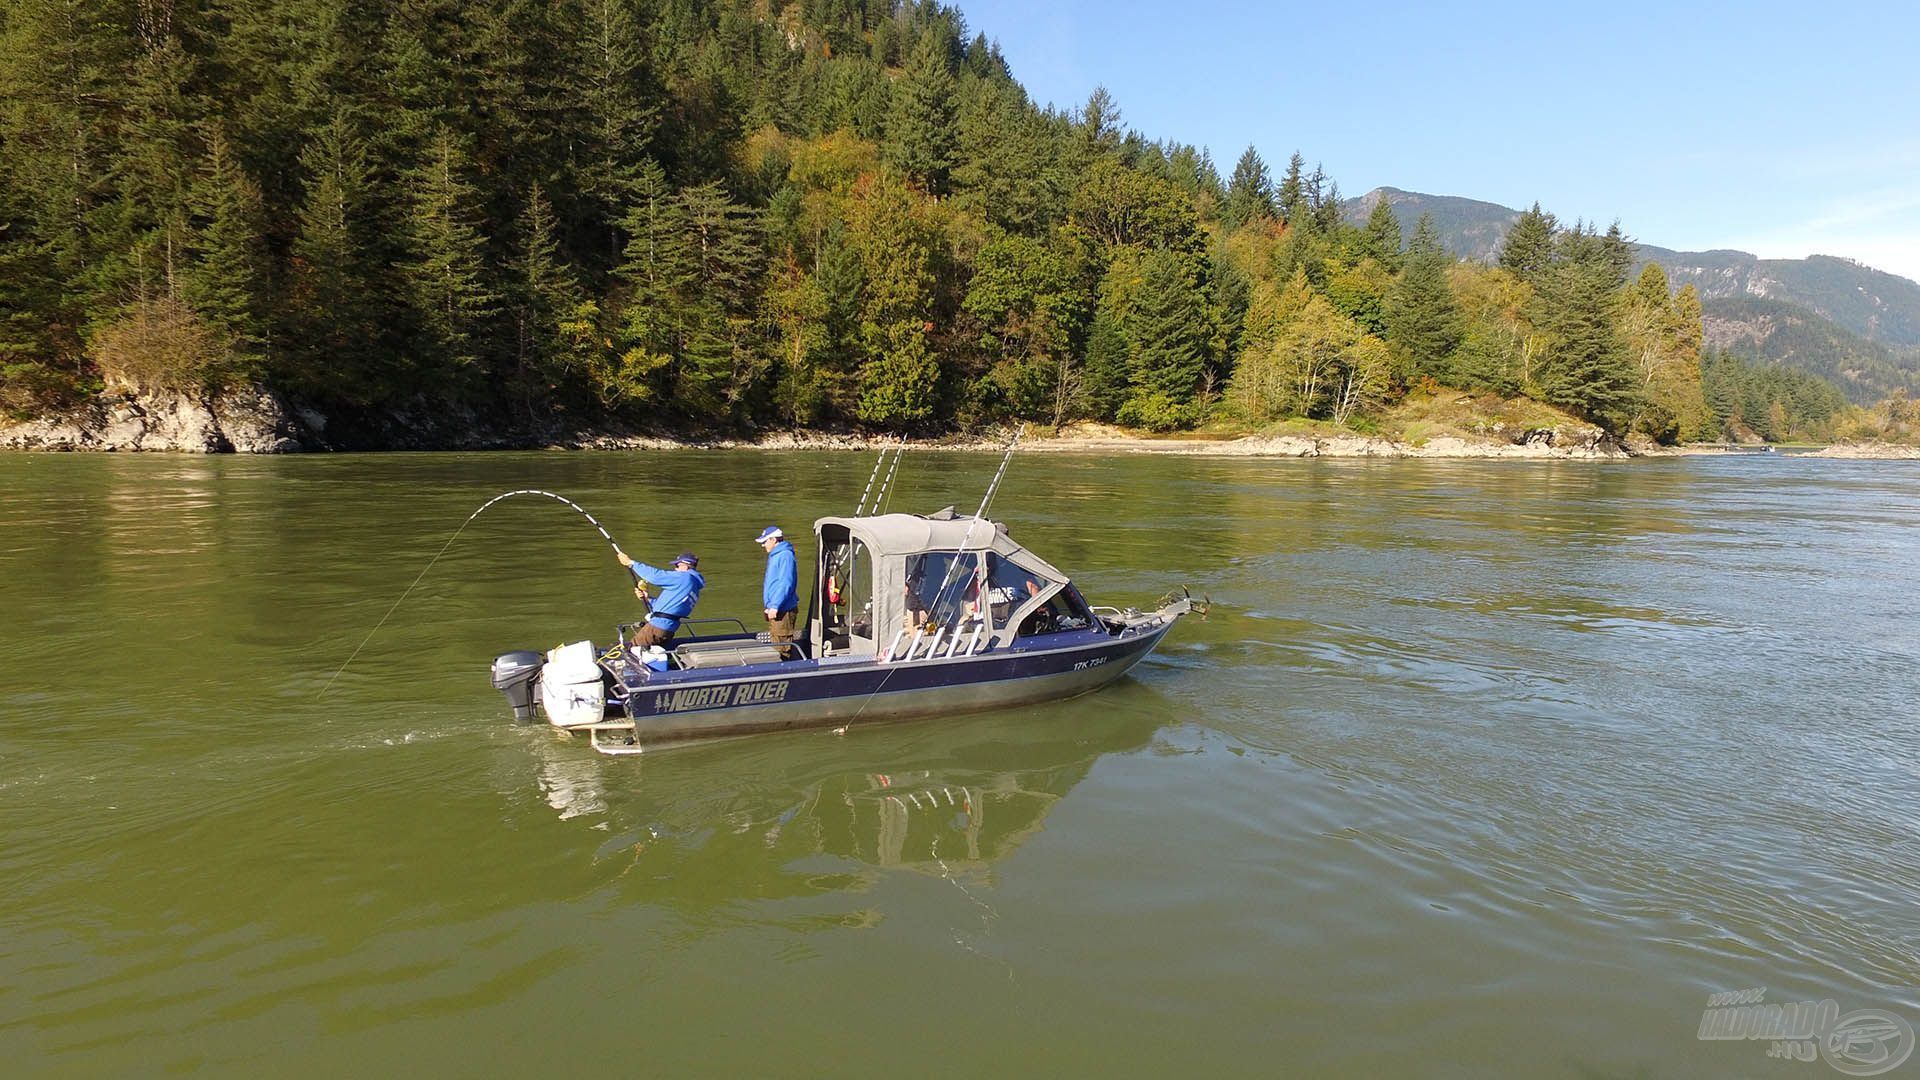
676, 617, 753, 639
884, 616, 991, 662
617, 617, 753, 644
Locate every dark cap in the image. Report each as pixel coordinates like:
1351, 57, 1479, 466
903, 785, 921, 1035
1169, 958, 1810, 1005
673, 552, 699, 568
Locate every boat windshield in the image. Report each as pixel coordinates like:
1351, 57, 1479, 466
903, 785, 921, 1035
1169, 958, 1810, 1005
1017, 583, 1097, 637
906, 551, 981, 631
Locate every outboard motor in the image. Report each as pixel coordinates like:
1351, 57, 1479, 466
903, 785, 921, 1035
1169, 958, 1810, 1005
491, 651, 544, 722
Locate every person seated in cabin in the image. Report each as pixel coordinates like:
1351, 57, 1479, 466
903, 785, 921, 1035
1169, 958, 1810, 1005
615, 549, 704, 650
905, 553, 979, 631
1017, 586, 1095, 637
986, 561, 1043, 625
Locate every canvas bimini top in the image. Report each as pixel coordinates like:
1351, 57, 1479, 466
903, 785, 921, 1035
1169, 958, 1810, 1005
810, 508, 1079, 659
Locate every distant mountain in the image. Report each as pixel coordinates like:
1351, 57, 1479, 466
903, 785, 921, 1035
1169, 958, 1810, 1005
1346, 188, 1521, 264
1699, 296, 1920, 405
1634, 248, 1920, 348
1344, 188, 1920, 347
1343, 187, 1920, 403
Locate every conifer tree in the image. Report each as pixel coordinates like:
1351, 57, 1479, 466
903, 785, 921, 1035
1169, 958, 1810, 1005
0, 215, 67, 406
1222, 145, 1274, 231
1361, 198, 1403, 269
1118, 248, 1208, 430
1082, 309, 1130, 420
511, 182, 588, 399
1533, 226, 1638, 427
1312, 177, 1343, 234
885, 33, 958, 193
401, 128, 498, 373
1386, 214, 1461, 379
1499, 202, 1557, 283
674, 180, 763, 418
1076, 86, 1124, 162
952, 83, 1060, 232
183, 129, 268, 372
1277, 152, 1307, 224
613, 160, 691, 402
578, 0, 661, 263
290, 116, 387, 398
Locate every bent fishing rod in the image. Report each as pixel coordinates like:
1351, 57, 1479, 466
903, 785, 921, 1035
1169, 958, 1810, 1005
318, 489, 633, 698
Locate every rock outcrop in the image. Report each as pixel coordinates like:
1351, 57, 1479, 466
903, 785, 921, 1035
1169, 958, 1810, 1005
0, 386, 304, 453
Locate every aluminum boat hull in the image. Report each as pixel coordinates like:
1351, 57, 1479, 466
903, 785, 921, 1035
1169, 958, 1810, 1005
599, 618, 1178, 752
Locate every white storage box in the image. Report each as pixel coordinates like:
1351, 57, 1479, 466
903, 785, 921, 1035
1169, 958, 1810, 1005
539, 640, 607, 728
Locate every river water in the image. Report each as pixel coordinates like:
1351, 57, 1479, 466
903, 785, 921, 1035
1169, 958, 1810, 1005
2, 451, 1917, 1075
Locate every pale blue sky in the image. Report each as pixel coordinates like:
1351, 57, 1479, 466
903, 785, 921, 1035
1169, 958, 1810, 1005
960, 0, 1920, 282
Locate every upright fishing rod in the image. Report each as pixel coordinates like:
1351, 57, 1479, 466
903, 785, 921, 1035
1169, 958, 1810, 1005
870, 439, 906, 515
318, 490, 630, 698
925, 424, 1025, 626
851, 444, 892, 516
831, 440, 907, 590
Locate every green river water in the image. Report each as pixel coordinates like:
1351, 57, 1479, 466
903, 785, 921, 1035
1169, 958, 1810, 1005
2, 450, 1917, 1076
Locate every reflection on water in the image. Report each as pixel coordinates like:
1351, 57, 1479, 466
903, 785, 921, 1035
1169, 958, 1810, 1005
3, 452, 1920, 1075
523, 703, 1161, 886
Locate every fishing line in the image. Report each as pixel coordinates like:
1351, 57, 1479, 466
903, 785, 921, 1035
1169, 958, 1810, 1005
318, 490, 627, 698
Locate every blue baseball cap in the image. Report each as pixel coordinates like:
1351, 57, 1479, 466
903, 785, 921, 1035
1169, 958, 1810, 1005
673, 552, 699, 568
754, 525, 783, 543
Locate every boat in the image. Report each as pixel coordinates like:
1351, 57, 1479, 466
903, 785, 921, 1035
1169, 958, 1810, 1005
488, 506, 1198, 755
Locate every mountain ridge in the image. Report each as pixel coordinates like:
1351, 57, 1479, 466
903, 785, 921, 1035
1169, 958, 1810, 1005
1344, 187, 1920, 348
1343, 187, 1920, 404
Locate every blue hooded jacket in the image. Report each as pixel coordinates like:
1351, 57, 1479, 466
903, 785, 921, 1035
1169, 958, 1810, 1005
630, 561, 705, 630
763, 539, 799, 614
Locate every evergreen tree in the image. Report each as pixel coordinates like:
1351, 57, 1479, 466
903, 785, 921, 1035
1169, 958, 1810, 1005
1386, 214, 1461, 379
183, 129, 268, 374
1312, 177, 1343, 234
290, 115, 388, 399
1277, 152, 1306, 224
1533, 226, 1638, 428
1076, 85, 1124, 162
1499, 201, 1557, 283
1079, 310, 1128, 420
674, 180, 763, 417
511, 182, 589, 406
578, 0, 662, 264
1221, 145, 1273, 231
951, 82, 1061, 232
885, 33, 958, 193
1118, 248, 1208, 429
1361, 197, 1402, 268
401, 128, 498, 373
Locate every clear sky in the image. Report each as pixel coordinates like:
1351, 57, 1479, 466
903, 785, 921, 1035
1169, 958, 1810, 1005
958, 0, 1920, 283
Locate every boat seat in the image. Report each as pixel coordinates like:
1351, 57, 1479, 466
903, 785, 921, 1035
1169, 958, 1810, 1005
674, 639, 786, 669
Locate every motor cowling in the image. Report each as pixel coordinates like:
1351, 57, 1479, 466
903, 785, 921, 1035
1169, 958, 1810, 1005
491, 651, 543, 722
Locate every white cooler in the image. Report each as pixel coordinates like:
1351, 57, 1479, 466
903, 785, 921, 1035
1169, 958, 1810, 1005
539, 640, 607, 728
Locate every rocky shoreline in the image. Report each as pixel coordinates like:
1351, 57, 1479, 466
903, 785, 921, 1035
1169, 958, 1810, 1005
3, 387, 1914, 459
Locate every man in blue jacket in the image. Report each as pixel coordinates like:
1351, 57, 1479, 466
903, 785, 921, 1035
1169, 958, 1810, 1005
615, 549, 705, 649
756, 525, 799, 656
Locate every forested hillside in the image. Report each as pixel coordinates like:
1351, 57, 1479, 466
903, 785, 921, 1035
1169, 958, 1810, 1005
1699, 296, 1920, 405
0, 0, 1903, 444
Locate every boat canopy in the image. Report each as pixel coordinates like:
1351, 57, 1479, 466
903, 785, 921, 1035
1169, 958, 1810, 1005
810, 509, 1075, 659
